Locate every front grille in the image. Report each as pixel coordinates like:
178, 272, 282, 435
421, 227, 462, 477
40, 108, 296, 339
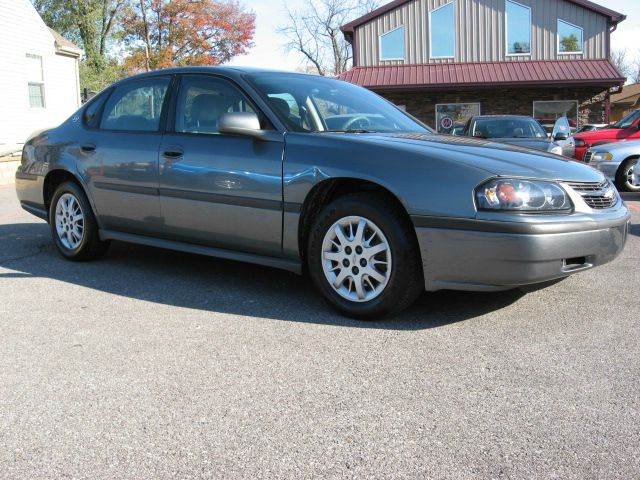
583, 150, 594, 163
565, 180, 617, 209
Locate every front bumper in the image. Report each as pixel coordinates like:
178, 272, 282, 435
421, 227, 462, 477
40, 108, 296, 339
413, 205, 631, 292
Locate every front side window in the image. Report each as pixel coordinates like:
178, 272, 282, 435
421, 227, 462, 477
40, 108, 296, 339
175, 75, 258, 135
26, 54, 45, 108
558, 20, 583, 54
429, 2, 455, 59
435, 103, 480, 134
100, 77, 169, 132
533, 100, 578, 132
379, 26, 405, 61
247, 73, 429, 134
506, 1, 531, 55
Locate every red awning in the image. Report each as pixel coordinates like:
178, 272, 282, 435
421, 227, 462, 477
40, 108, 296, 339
337, 59, 625, 91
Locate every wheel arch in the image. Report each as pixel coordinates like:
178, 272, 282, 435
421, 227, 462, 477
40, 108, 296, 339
297, 177, 420, 264
43, 169, 99, 224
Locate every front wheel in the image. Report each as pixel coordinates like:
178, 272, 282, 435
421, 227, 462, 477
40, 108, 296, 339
49, 181, 110, 261
615, 158, 640, 192
307, 193, 424, 319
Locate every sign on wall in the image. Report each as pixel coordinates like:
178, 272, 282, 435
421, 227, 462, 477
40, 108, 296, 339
435, 103, 481, 134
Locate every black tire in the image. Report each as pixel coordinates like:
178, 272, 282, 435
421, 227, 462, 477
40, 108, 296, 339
615, 158, 640, 192
49, 181, 110, 261
307, 192, 424, 319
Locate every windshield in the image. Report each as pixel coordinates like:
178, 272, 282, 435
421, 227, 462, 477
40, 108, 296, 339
246, 73, 430, 134
613, 109, 640, 129
471, 117, 547, 139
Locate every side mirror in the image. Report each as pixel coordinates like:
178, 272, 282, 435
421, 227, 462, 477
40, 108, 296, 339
218, 112, 265, 140
554, 132, 569, 141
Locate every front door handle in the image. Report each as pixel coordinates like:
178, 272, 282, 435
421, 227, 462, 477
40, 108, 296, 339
163, 149, 183, 159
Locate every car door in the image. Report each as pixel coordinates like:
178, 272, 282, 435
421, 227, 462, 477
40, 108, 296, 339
78, 76, 171, 235
158, 74, 284, 256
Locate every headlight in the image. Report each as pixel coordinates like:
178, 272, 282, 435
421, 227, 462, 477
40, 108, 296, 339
548, 144, 563, 155
476, 178, 571, 212
574, 139, 586, 147
592, 152, 613, 161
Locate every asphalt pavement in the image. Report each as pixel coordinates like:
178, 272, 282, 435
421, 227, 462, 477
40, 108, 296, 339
1, 184, 639, 479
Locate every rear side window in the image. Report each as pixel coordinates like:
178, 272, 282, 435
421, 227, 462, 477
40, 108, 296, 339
100, 77, 170, 132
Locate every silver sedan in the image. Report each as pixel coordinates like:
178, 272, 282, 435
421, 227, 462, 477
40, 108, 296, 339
585, 140, 640, 192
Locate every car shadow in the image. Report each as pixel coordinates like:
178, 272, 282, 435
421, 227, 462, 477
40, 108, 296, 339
0, 222, 526, 330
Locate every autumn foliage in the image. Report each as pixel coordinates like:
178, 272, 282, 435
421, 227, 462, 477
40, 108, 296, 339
121, 0, 255, 73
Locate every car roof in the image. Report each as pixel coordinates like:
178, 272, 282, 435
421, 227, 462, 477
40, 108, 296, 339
115, 66, 323, 85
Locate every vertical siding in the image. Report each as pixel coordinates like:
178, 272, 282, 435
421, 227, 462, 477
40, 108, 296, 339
0, 0, 81, 146
355, 0, 609, 66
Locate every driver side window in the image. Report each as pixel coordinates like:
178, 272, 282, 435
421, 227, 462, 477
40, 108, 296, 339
175, 76, 263, 135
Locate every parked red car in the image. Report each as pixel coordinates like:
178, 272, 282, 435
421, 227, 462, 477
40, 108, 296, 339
574, 109, 640, 160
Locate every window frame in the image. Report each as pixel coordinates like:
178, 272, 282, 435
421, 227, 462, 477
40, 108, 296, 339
428, 2, 456, 60
505, 0, 532, 57
26, 53, 46, 109
378, 25, 406, 62
557, 19, 584, 55
166, 73, 273, 138
97, 75, 174, 135
532, 99, 580, 129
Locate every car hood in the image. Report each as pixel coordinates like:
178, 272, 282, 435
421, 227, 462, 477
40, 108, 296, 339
574, 127, 622, 141
339, 132, 604, 183
483, 137, 551, 151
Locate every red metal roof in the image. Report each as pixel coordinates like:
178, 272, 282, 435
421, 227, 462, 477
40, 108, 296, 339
337, 59, 625, 90
341, 0, 625, 34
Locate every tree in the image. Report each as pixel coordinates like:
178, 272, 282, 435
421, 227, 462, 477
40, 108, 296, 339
611, 49, 631, 78
279, 0, 380, 77
560, 34, 579, 53
120, 0, 255, 73
33, 0, 125, 70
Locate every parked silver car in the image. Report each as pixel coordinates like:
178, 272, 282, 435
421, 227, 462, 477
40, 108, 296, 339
15, 67, 631, 318
585, 140, 640, 192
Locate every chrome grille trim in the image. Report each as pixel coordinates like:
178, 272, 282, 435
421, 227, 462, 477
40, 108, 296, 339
565, 180, 617, 209
583, 150, 594, 163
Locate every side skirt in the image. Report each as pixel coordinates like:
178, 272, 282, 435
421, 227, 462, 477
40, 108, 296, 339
99, 229, 302, 275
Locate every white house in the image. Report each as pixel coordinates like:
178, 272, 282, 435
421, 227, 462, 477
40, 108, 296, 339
0, 0, 82, 154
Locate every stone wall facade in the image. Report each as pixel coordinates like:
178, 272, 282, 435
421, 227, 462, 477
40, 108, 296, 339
379, 86, 610, 131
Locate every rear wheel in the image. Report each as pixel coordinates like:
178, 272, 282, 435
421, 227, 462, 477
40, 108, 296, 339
49, 181, 109, 261
307, 193, 423, 319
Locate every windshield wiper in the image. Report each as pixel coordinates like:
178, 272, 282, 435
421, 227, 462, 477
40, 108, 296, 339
317, 129, 373, 134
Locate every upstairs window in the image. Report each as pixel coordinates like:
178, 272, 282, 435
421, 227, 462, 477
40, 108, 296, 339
506, 0, 531, 55
26, 54, 45, 108
379, 26, 405, 61
429, 2, 455, 59
558, 19, 583, 54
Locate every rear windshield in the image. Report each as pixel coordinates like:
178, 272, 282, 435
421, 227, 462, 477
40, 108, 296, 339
471, 117, 547, 139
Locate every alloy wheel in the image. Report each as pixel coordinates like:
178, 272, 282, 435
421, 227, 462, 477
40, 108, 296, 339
55, 193, 85, 250
321, 216, 392, 302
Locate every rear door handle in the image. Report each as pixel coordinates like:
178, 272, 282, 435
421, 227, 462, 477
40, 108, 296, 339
80, 144, 96, 153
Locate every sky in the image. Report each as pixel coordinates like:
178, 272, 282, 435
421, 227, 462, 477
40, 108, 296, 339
227, 0, 640, 71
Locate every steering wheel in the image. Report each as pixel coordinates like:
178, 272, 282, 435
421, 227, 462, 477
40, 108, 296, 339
343, 115, 372, 131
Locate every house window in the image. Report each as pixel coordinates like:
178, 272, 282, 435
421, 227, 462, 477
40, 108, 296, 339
435, 103, 480, 134
506, 0, 531, 55
557, 20, 583, 54
379, 26, 405, 61
533, 100, 579, 132
429, 2, 455, 59
26, 54, 45, 108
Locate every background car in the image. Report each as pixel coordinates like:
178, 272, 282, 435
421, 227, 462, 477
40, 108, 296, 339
457, 115, 574, 157
584, 139, 640, 192
575, 123, 608, 134
14, 67, 631, 319
574, 109, 640, 160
